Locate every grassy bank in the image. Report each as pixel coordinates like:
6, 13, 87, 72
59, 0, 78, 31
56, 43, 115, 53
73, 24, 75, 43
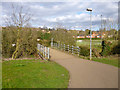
76, 39, 119, 67
92, 56, 119, 67
2, 59, 69, 88
78, 55, 119, 67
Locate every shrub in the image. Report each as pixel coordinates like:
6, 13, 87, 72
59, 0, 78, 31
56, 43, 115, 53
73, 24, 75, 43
101, 40, 112, 56
79, 46, 101, 57
51, 29, 76, 45
79, 46, 90, 56
2, 27, 38, 58
111, 43, 120, 54
2, 27, 53, 58
2, 27, 17, 58
92, 48, 101, 57
41, 40, 51, 47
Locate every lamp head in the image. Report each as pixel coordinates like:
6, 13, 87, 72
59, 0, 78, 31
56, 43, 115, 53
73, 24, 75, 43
86, 8, 92, 11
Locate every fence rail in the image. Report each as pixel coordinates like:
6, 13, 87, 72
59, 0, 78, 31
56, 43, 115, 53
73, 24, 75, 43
52, 43, 80, 56
37, 44, 50, 60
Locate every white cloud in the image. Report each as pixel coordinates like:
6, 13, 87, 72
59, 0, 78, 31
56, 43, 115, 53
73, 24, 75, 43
30, 5, 44, 10
2, 1, 118, 30
1, 0, 119, 2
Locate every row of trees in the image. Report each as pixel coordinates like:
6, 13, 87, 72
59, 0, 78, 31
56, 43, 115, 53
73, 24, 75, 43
51, 29, 76, 45
2, 26, 76, 58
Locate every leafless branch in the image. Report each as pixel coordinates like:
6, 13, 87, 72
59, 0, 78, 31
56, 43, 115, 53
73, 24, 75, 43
5, 3, 32, 27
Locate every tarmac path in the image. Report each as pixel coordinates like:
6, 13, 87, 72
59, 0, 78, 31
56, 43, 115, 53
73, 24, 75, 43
50, 48, 118, 88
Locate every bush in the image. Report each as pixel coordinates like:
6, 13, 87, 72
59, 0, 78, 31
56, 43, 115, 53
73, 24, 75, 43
2, 27, 38, 58
111, 43, 120, 54
92, 48, 101, 57
101, 40, 112, 56
51, 29, 76, 45
2, 27, 17, 58
79, 46, 101, 57
2, 27, 53, 58
41, 40, 51, 47
79, 46, 90, 56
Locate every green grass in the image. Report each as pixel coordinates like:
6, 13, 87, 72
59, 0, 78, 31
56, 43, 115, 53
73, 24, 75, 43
2, 59, 69, 88
77, 38, 101, 40
78, 54, 119, 67
76, 40, 118, 47
76, 40, 118, 54
76, 40, 102, 46
92, 56, 119, 67
76, 40, 102, 52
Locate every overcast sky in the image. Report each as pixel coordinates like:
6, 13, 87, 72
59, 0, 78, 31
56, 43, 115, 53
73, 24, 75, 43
1, 1, 118, 30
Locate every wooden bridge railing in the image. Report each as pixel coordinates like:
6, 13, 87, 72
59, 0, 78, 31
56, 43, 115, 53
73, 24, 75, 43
37, 44, 50, 60
52, 43, 80, 56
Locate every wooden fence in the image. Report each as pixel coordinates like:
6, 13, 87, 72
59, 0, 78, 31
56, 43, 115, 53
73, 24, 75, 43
37, 44, 50, 60
52, 43, 80, 56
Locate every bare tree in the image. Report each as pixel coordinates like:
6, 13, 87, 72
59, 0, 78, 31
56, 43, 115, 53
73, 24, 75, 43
55, 22, 65, 30
5, 4, 32, 59
106, 18, 118, 40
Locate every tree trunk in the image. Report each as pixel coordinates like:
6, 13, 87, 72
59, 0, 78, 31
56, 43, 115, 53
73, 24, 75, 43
12, 27, 20, 59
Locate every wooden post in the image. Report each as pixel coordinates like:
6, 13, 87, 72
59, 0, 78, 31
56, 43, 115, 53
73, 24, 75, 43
45, 47, 46, 59
37, 44, 40, 51
56, 43, 57, 48
61, 44, 62, 50
40, 44, 42, 54
68, 45, 69, 53
54, 43, 55, 48
72, 45, 74, 54
43, 45, 44, 57
55, 43, 56, 48
40, 44, 42, 52
77, 46, 79, 56
64, 44, 65, 51
53, 43, 54, 47
41, 45, 42, 52
39, 44, 41, 52
51, 38, 53, 47
48, 48, 50, 60
57, 43, 59, 49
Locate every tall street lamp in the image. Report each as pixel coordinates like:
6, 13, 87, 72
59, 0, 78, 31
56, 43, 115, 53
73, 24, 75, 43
86, 8, 92, 60
101, 15, 103, 42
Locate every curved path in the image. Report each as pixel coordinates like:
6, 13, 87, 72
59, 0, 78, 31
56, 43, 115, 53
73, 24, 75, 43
50, 48, 118, 88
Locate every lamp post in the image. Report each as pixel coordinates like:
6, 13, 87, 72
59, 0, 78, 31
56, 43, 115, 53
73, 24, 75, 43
51, 38, 53, 47
86, 8, 92, 60
101, 15, 103, 42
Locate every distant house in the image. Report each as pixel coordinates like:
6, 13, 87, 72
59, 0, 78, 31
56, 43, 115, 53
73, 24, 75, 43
77, 35, 85, 38
86, 35, 95, 38
42, 30, 46, 33
75, 31, 107, 39
86, 33, 101, 38
73, 36, 75, 38
96, 35, 101, 38
86, 35, 90, 38
47, 31, 51, 33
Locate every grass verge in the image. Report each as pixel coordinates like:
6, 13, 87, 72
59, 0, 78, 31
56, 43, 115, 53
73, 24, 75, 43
53, 47, 119, 68
2, 59, 69, 88
92, 56, 119, 67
